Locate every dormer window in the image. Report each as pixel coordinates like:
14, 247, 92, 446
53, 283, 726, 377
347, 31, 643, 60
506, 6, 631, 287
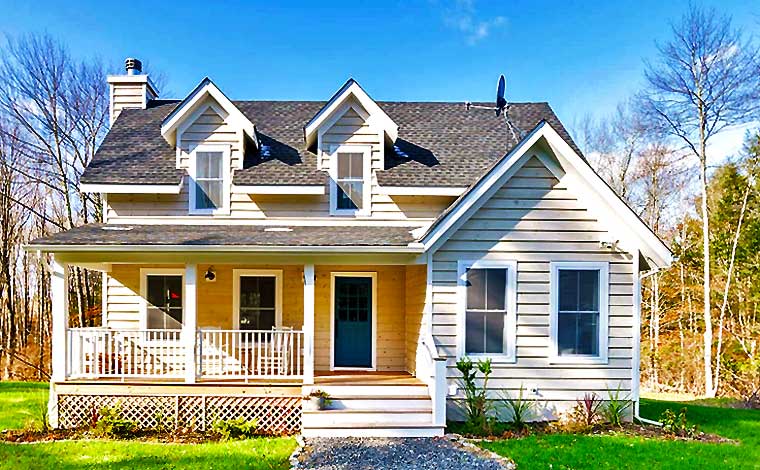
330, 145, 371, 216
189, 144, 230, 215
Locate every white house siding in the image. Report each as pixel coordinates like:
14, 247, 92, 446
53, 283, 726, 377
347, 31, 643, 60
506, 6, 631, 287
105, 99, 453, 222
430, 156, 635, 418
110, 84, 145, 122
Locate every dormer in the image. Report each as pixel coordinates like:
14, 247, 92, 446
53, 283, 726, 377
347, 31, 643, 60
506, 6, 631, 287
304, 79, 398, 216
160, 78, 257, 215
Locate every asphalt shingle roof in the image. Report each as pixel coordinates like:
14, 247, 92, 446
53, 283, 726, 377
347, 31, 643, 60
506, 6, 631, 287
27, 224, 417, 248
81, 99, 580, 187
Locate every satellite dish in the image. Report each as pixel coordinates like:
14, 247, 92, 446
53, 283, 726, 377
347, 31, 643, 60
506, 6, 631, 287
495, 74, 507, 116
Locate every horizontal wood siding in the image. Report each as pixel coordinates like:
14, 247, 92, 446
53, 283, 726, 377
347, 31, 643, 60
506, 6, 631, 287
313, 265, 407, 372
105, 264, 304, 330
432, 156, 635, 405
404, 264, 426, 375
111, 83, 144, 122
104, 264, 413, 373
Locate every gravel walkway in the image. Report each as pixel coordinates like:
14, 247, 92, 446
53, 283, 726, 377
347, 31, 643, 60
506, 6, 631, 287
295, 437, 512, 470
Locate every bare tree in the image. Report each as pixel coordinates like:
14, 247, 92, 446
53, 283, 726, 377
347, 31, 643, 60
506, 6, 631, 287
0, 33, 109, 328
638, 4, 760, 397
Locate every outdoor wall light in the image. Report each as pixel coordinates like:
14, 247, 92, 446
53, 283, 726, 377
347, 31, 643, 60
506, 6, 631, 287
204, 267, 216, 282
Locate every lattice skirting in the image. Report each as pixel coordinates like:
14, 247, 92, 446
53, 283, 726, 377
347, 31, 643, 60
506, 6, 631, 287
57, 394, 302, 434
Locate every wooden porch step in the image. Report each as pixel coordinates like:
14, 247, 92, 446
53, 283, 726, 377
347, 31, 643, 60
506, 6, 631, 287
303, 409, 433, 427
301, 423, 445, 438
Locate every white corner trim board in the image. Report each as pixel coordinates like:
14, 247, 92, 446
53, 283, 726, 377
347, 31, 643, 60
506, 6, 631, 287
80, 183, 183, 194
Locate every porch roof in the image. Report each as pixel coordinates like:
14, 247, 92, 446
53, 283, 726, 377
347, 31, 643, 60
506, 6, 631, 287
26, 223, 422, 252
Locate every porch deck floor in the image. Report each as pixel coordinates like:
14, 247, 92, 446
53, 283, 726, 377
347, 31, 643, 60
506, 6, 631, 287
313, 371, 422, 386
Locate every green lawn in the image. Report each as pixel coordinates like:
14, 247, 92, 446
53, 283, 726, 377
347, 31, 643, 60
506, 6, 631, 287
0, 381, 48, 430
480, 398, 760, 470
0, 381, 296, 470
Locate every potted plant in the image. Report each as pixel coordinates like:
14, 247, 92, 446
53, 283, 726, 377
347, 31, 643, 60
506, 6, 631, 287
304, 389, 332, 411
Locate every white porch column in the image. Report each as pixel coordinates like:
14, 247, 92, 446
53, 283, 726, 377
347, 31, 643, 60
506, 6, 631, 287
303, 264, 315, 385
50, 259, 69, 383
49, 258, 68, 429
184, 264, 197, 384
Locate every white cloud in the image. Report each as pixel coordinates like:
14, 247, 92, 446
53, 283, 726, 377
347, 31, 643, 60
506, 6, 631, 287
440, 0, 507, 45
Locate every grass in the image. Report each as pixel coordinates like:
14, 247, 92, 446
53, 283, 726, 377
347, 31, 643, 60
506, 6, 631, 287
0, 382, 48, 430
0, 381, 297, 470
480, 398, 760, 469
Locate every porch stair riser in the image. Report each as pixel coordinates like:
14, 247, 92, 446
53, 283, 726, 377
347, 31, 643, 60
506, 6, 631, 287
301, 425, 444, 438
303, 410, 433, 427
301, 382, 442, 437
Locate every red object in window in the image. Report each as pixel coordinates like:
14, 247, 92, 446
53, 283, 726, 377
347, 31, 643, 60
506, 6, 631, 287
170, 291, 180, 299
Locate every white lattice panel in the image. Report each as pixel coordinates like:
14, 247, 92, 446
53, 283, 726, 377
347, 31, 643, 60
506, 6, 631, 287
57, 394, 302, 435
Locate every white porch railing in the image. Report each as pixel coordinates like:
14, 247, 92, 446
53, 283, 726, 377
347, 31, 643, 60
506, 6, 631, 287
197, 329, 304, 380
67, 328, 185, 379
417, 329, 447, 427
66, 328, 304, 381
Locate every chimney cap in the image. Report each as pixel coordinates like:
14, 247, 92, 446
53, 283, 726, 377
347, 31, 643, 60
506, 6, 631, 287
125, 58, 142, 75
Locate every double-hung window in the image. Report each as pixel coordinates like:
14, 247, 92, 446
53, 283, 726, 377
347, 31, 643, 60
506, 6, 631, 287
142, 270, 184, 330
550, 262, 609, 363
458, 260, 517, 361
233, 270, 282, 331
330, 146, 369, 215
190, 145, 229, 214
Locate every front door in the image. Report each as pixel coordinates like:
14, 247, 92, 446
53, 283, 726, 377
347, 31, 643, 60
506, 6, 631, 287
333, 276, 373, 368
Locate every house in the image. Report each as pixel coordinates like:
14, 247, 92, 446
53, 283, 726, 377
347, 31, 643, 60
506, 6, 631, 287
28, 58, 672, 437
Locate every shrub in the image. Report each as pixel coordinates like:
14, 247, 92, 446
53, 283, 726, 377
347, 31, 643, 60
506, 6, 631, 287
568, 393, 602, 430
500, 384, 534, 429
91, 405, 137, 438
660, 408, 697, 437
153, 409, 175, 434
210, 417, 258, 440
602, 385, 632, 427
455, 356, 495, 435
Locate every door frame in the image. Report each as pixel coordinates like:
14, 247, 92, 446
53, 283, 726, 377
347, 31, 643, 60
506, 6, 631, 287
329, 272, 377, 371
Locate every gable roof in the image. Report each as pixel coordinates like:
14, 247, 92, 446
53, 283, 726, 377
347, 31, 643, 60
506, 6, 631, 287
81, 99, 579, 186
420, 121, 673, 268
303, 79, 398, 148
160, 77, 257, 148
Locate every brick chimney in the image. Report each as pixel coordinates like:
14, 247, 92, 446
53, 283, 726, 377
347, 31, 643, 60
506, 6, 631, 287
106, 57, 159, 124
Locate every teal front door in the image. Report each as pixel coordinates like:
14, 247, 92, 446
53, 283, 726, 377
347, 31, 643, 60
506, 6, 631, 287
333, 276, 373, 368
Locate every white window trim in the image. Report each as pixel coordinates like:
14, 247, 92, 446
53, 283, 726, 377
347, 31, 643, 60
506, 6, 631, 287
456, 260, 517, 363
188, 143, 231, 215
139, 268, 185, 330
232, 269, 283, 330
329, 272, 378, 371
549, 261, 610, 365
328, 145, 372, 217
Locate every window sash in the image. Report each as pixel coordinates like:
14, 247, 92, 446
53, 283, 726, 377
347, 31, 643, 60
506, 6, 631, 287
555, 267, 603, 358
193, 151, 224, 210
464, 267, 508, 355
334, 151, 365, 211
145, 274, 183, 330
238, 275, 277, 330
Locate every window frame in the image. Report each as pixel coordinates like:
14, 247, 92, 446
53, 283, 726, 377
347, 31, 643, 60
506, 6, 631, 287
188, 143, 231, 215
328, 144, 372, 217
456, 260, 517, 363
139, 268, 185, 330
232, 269, 283, 331
549, 261, 610, 364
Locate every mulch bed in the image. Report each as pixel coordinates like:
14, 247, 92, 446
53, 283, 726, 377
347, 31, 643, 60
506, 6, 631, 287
454, 422, 734, 444
1, 428, 247, 444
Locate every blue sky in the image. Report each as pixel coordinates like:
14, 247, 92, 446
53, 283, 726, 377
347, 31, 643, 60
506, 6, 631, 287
1, 0, 758, 135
